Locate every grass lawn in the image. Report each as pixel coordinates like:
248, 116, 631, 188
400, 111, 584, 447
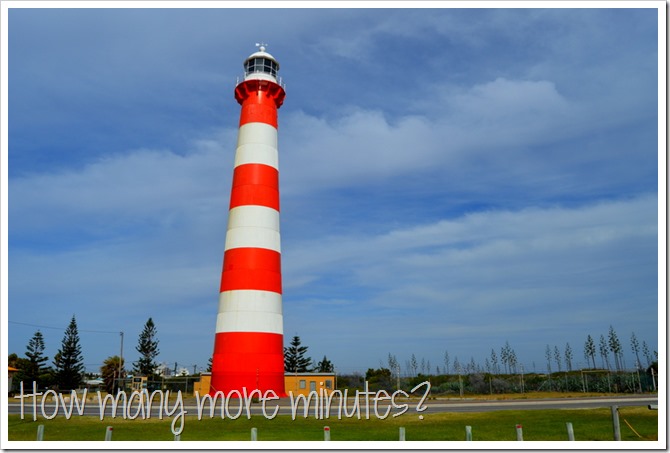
6, 406, 658, 442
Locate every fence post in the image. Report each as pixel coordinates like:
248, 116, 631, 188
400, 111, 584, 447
611, 405, 621, 441
465, 425, 472, 441
324, 426, 331, 441
516, 424, 523, 441
399, 427, 405, 441
36, 424, 44, 441
104, 426, 113, 441
566, 422, 575, 441
251, 427, 258, 441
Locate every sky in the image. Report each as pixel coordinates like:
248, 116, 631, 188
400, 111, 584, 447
3, 3, 665, 377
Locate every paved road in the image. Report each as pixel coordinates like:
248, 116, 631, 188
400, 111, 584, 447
8, 394, 657, 419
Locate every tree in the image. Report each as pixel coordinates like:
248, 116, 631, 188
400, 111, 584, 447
53, 316, 84, 390
630, 332, 642, 370
206, 357, 213, 373
453, 356, 461, 374
133, 318, 160, 377
410, 354, 418, 377
284, 335, 312, 373
598, 335, 610, 370
507, 347, 518, 374
315, 355, 334, 373
584, 335, 597, 369
365, 367, 392, 390
564, 342, 573, 371
608, 326, 623, 371
100, 356, 124, 394
24, 331, 50, 387
501, 343, 510, 374
387, 353, 399, 375
467, 357, 476, 374
553, 345, 562, 373
544, 345, 553, 391
8, 353, 32, 390
490, 349, 499, 374
545, 344, 552, 374
642, 341, 652, 368
443, 350, 450, 375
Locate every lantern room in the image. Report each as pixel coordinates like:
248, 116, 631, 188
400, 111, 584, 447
243, 44, 280, 83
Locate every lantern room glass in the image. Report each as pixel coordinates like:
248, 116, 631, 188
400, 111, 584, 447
245, 57, 278, 78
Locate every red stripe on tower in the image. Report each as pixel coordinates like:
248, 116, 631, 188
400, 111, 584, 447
210, 44, 287, 396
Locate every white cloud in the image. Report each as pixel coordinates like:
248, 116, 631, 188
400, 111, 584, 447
284, 194, 658, 313
9, 138, 233, 237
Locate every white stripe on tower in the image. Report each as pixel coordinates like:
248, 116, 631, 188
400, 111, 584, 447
225, 206, 280, 252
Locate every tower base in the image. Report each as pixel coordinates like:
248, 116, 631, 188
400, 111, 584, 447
209, 331, 286, 397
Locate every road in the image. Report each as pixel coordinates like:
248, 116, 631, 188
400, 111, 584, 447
418, 395, 657, 413
8, 393, 657, 419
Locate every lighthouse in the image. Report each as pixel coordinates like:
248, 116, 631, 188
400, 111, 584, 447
210, 44, 286, 396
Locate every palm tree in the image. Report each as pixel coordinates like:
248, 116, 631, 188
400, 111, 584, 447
100, 356, 124, 394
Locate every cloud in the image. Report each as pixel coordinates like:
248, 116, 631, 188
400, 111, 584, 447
8, 136, 234, 239
284, 194, 657, 294
280, 73, 655, 205
280, 194, 658, 370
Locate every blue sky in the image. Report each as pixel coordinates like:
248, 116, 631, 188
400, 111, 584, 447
3, 4, 665, 377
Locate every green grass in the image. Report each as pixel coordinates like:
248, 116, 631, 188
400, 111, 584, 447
6, 406, 658, 442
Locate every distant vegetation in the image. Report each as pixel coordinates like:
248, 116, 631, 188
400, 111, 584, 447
346, 325, 658, 396
8, 321, 657, 396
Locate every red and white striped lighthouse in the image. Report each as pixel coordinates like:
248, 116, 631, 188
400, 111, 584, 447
210, 45, 286, 396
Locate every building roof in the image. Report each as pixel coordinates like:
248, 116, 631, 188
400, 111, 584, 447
284, 372, 335, 376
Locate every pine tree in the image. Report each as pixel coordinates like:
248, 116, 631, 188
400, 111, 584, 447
283, 336, 312, 373
316, 355, 334, 372
133, 318, 160, 377
54, 316, 84, 390
24, 331, 49, 387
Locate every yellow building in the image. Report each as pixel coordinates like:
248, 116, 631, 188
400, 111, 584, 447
194, 372, 336, 397
284, 373, 335, 397
8, 366, 18, 393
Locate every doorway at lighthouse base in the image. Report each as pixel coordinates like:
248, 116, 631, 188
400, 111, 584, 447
194, 372, 336, 397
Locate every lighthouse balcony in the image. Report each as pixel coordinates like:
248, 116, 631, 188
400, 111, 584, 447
239, 73, 285, 90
